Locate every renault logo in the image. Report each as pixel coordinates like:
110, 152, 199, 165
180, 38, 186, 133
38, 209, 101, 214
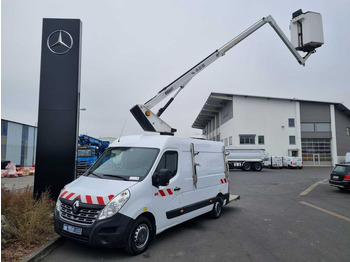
47, 30, 73, 55
72, 200, 80, 214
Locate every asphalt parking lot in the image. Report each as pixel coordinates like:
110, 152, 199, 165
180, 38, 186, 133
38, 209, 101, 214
43, 167, 350, 262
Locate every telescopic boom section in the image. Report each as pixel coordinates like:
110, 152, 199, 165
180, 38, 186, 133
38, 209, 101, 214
130, 11, 323, 135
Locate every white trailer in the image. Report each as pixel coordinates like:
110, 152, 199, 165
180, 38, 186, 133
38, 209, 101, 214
226, 149, 268, 171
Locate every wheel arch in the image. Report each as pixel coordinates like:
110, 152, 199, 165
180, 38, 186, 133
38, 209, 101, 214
136, 212, 156, 239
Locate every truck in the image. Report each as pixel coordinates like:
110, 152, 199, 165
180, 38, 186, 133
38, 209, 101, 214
54, 10, 323, 255
76, 135, 110, 176
226, 149, 268, 171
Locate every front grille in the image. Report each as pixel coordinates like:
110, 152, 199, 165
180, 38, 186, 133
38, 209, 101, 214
60, 202, 101, 225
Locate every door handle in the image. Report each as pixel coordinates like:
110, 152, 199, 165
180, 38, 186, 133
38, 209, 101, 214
174, 187, 181, 191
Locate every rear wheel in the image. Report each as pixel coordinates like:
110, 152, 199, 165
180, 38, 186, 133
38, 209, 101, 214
242, 163, 252, 171
338, 187, 348, 191
125, 216, 152, 255
253, 163, 262, 171
209, 198, 223, 219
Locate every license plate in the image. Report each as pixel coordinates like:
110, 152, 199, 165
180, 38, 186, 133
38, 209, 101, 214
333, 175, 339, 180
63, 224, 82, 235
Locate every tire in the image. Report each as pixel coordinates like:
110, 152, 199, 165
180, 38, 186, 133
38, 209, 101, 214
338, 187, 348, 192
242, 163, 252, 171
253, 163, 262, 171
124, 216, 152, 255
209, 198, 223, 219
298, 166, 303, 169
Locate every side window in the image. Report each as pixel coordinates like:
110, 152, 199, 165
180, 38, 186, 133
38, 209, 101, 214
155, 151, 178, 179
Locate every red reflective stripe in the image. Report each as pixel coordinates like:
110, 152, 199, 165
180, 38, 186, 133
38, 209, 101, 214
224, 179, 227, 183
108, 195, 114, 200
97, 196, 104, 205
66, 193, 75, 200
60, 191, 68, 197
86, 195, 93, 204
220, 179, 223, 183
166, 189, 173, 195
159, 190, 166, 197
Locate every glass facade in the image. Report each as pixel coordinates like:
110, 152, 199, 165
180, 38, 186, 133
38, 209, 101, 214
301, 138, 332, 166
1, 120, 37, 167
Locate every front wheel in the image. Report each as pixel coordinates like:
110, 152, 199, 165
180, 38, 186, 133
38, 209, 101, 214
124, 216, 152, 255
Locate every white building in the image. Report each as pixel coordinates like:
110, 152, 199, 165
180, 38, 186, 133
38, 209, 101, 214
192, 93, 350, 166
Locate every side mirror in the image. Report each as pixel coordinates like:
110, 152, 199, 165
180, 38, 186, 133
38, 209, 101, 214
152, 169, 172, 188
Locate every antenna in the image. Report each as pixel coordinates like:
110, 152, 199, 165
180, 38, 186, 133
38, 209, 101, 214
118, 118, 127, 142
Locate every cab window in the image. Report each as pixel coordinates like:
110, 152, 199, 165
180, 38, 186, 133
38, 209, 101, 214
155, 151, 178, 178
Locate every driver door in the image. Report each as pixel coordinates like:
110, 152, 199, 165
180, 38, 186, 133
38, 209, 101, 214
152, 150, 182, 231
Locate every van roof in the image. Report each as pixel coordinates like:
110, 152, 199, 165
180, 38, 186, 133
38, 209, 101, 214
110, 135, 224, 152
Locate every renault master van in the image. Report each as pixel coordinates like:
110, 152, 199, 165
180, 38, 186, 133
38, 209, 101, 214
54, 135, 234, 255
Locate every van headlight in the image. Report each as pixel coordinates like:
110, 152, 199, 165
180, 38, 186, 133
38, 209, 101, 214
98, 189, 130, 220
55, 198, 62, 212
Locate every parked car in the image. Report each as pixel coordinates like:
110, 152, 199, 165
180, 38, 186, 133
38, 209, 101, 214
329, 163, 350, 191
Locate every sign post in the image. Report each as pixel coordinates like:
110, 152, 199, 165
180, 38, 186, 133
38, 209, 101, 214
34, 19, 82, 199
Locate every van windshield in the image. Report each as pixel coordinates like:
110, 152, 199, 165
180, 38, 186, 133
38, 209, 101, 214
87, 147, 159, 181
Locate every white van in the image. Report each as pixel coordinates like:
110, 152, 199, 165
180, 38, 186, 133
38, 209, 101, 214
264, 156, 283, 169
54, 135, 235, 255
282, 157, 303, 169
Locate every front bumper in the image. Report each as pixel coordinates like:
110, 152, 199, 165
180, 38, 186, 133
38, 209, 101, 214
54, 209, 134, 248
329, 179, 350, 190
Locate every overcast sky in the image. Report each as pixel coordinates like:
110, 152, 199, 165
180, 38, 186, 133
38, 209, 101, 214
2, 0, 350, 138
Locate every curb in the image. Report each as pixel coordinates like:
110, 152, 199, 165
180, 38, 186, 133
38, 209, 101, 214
21, 236, 63, 262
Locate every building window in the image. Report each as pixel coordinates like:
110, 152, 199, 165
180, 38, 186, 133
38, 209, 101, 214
258, 136, 264, 145
315, 123, 331, 132
239, 135, 255, 144
289, 136, 296, 145
229, 136, 232, 145
347, 127, 350, 136
288, 118, 295, 127
301, 122, 331, 132
225, 138, 228, 146
301, 123, 315, 132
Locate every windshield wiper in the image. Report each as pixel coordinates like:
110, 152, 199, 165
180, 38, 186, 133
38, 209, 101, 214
102, 174, 129, 181
88, 172, 102, 179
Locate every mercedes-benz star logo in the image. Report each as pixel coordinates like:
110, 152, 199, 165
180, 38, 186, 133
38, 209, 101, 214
72, 200, 80, 214
47, 30, 73, 55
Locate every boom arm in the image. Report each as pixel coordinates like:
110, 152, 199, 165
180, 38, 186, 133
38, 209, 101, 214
131, 12, 323, 135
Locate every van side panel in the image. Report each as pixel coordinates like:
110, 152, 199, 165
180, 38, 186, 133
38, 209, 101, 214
177, 146, 228, 225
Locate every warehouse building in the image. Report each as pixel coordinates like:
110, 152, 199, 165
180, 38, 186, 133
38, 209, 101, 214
192, 93, 350, 166
1, 119, 37, 167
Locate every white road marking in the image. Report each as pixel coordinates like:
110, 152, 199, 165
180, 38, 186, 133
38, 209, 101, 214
299, 179, 328, 196
300, 201, 350, 223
